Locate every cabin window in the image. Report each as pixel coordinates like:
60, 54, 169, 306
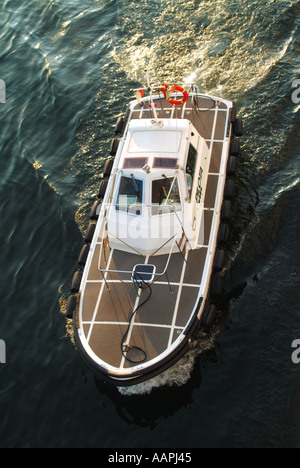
151, 176, 182, 215
116, 176, 143, 216
186, 144, 197, 180
186, 144, 198, 200
123, 157, 148, 169
153, 158, 178, 169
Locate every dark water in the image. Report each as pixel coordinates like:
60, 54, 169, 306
1, 0, 300, 448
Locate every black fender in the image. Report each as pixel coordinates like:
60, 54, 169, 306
66, 295, 77, 319
234, 117, 243, 137
97, 179, 108, 199
114, 116, 125, 135
84, 223, 96, 244
224, 179, 235, 200
210, 273, 223, 299
103, 159, 114, 178
71, 271, 82, 294
78, 244, 90, 267
201, 304, 217, 331
227, 155, 238, 177
221, 200, 231, 223
213, 249, 226, 272
230, 137, 240, 156
217, 223, 230, 246
110, 138, 119, 157
90, 200, 102, 220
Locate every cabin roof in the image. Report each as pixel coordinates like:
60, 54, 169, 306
119, 118, 192, 171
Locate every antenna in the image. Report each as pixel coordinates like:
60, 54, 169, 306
145, 69, 151, 91
144, 69, 159, 124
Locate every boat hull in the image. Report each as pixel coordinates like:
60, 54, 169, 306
68, 89, 241, 387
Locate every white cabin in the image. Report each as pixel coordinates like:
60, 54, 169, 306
106, 118, 210, 256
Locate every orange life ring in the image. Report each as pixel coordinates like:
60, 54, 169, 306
160, 84, 189, 106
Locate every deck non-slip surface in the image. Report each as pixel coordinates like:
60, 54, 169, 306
81, 248, 207, 369
131, 95, 228, 142
79, 96, 229, 370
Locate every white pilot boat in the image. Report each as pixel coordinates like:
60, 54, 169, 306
66, 73, 243, 386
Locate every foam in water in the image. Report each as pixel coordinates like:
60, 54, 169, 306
112, 0, 296, 101
118, 331, 218, 396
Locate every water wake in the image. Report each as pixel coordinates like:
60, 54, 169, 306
118, 331, 218, 395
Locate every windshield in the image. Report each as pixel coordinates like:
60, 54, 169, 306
116, 176, 143, 216
151, 176, 182, 215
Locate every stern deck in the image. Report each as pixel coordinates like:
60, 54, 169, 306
81, 247, 208, 369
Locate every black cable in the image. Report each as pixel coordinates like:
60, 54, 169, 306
192, 85, 215, 113
120, 273, 152, 364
